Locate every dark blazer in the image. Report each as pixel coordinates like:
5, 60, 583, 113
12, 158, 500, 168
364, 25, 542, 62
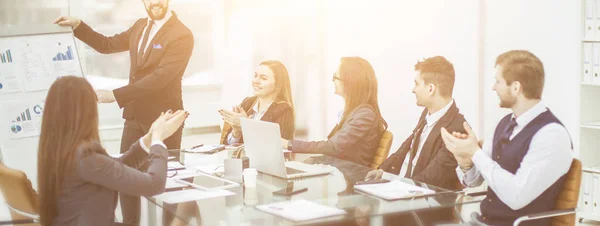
379, 102, 466, 190
74, 12, 194, 125
220, 96, 295, 144
292, 104, 384, 167
52, 141, 167, 226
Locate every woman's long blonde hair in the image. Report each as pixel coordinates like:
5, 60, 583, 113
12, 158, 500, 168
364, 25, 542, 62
337, 57, 387, 132
38, 76, 101, 226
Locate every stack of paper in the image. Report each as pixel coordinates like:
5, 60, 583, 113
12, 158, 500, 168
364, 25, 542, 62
153, 189, 235, 204
354, 180, 435, 200
256, 199, 346, 222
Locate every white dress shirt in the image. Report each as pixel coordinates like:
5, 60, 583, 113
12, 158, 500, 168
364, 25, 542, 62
399, 100, 454, 177
226, 100, 273, 144
456, 101, 573, 210
138, 10, 173, 53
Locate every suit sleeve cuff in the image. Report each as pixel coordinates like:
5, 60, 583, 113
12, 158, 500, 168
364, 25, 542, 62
112, 86, 129, 109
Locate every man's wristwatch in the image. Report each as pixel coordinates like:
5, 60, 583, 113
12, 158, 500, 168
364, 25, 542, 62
287, 140, 293, 151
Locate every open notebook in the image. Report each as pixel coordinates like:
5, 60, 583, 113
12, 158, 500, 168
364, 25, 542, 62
256, 199, 346, 222
354, 180, 435, 201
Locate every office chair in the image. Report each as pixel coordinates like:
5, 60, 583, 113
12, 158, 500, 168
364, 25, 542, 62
370, 130, 393, 169
0, 163, 39, 226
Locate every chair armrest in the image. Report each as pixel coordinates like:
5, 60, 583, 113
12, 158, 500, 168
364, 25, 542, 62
513, 208, 576, 226
0, 219, 36, 225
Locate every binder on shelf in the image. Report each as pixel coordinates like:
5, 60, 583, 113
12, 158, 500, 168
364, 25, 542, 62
593, 43, 600, 84
586, 0, 595, 39
597, 0, 600, 39
585, 43, 593, 83
594, 174, 600, 215
583, 172, 593, 213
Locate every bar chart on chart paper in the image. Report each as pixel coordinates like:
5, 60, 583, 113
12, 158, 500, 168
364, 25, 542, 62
0, 46, 21, 93
50, 41, 79, 80
52, 44, 74, 62
1, 49, 13, 63
6, 101, 44, 139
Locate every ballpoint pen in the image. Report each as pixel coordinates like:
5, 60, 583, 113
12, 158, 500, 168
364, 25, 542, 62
190, 144, 204, 149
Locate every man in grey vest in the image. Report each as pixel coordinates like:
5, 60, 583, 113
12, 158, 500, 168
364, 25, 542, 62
440, 50, 573, 226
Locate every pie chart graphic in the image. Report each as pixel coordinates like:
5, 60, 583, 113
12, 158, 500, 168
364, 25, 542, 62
11, 125, 22, 133
33, 104, 43, 114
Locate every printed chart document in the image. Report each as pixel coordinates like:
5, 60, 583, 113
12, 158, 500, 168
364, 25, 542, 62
153, 189, 234, 204
256, 199, 346, 222
354, 180, 435, 200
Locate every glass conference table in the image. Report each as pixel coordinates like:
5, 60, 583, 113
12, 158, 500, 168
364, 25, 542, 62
146, 154, 483, 226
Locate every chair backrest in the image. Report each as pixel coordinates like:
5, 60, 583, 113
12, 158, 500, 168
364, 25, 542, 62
551, 158, 582, 226
0, 163, 39, 225
370, 130, 393, 169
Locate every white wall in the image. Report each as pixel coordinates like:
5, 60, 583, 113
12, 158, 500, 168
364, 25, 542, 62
481, 0, 581, 151
321, 0, 481, 151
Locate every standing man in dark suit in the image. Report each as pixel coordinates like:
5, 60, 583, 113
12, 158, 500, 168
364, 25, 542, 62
54, 0, 193, 225
366, 56, 466, 191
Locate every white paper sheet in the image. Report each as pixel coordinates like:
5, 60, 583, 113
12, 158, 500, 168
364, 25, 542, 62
354, 180, 435, 200
153, 189, 235, 204
256, 199, 346, 222
168, 161, 186, 169
165, 178, 188, 189
184, 144, 224, 153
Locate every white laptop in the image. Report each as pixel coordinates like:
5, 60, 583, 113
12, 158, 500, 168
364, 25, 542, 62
240, 118, 332, 179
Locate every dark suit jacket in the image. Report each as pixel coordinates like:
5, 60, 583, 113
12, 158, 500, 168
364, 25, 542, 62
74, 12, 194, 125
292, 104, 384, 167
219, 96, 295, 144
379, 102, 466, 190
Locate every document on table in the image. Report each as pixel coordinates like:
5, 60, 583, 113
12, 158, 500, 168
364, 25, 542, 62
194, 164, 224, 175
256, 199, 346, 222
354, 180, 435, 201
153, 189, 235, 204
168, 161, 186, 169
165, 178, 188, 190
184, 144, 225, 153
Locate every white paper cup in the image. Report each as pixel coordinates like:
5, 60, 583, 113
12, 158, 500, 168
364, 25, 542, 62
243, 168, 258, 187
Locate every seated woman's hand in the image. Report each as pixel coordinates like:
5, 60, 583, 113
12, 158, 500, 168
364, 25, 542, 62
218, 106, 249, 128
150, 110, 189, 142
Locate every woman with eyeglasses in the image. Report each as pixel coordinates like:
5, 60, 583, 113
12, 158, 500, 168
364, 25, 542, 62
282, 57, 388, 167
37, 76, 188, 226
218, 60, 295, 144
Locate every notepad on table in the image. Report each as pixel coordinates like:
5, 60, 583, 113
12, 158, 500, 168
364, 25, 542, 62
153, 189, 235, 204
256, 199, 346, 222
184, 144, 225, 153
354, 180, 435, 201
